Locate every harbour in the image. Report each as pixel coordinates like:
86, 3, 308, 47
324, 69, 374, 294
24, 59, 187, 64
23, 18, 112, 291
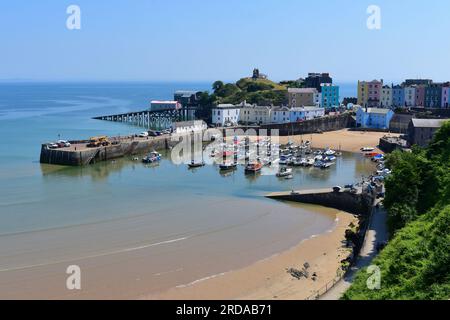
1, 82, 381, 299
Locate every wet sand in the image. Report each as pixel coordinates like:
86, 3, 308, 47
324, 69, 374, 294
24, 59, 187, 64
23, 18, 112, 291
0, 198, 337, 299
143, 210, 356, 300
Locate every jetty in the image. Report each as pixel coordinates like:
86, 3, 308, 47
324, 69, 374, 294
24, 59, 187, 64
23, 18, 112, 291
92, 108, 193, 129
266, 188, 373, 216
40, 135, 177, 166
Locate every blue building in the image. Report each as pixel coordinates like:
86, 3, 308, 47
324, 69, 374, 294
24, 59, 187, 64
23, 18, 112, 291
425, 83, 443, 108
356, 107, 395, 129
392, 85, 405, 107
320, 84, 340, 109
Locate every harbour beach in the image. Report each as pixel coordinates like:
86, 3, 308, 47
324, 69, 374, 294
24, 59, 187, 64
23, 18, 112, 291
279, 129, 400, 154
144, 209, 356, 300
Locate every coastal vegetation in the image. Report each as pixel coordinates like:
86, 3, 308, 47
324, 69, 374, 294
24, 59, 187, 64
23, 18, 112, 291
343, 121, 450, 300
195, 77, 289, 120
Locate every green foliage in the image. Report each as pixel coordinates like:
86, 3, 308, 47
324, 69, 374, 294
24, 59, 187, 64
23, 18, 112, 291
344, 123, 450, 300
199, 77, 289, 112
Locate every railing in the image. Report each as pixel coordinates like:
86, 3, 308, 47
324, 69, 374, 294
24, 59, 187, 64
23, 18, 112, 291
305, 202, 377, 300
305, 269, 345, 300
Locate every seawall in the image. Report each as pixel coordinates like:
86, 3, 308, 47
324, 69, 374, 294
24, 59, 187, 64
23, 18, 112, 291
259, 113, 352, 135
40, 135, 176, 166
266, 188, 373, 216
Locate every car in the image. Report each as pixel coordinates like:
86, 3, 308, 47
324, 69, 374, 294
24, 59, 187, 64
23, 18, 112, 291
48, 143, 59, 149
57, 140, 71, 147
138, 132, 149, 138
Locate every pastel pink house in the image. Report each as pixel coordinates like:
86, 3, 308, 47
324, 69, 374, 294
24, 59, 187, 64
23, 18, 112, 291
367, 80, 383, 107
415, 86, 426, 107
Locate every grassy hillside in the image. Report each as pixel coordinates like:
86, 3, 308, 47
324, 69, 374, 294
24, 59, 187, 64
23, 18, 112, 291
343, 121, 450, 300
208, 78, 288, 106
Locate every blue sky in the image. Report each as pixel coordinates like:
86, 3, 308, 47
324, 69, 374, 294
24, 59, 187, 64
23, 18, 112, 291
1, 0, 449, 83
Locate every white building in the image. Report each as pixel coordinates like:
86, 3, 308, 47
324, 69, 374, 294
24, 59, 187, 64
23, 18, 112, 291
150, 100, 181, 111
290, 106, 325, 122
271, 107, 291, 124
313, 92, 322, 107
172, 120, 207, 134
380, 86, 392, 108
211, 104, 241, 127
404, 86, 416, 107
240, 105, 272, 124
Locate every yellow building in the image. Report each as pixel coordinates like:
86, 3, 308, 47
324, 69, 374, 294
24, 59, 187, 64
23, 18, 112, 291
357, 81, 369, 106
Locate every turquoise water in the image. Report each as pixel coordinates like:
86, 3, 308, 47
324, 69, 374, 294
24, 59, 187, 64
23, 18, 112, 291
0, 82, 369, 298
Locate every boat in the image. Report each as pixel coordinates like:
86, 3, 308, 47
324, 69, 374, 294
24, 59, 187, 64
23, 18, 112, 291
361, 147, 375, 152
314, 155, 323, 161
284, 174, 294, 180
314, 161, 323, 168
306, 158, 315, 166
321, 162, 332, 169
188, 161, 205, 168
324, 149, 336, 156
292, 158, 304, 167
276, 167, 293, 177
324, 155, 337, 162
142, 151, 161, 163
364, 152, 379, 157
219, 162, 237, 171
245, 162, 262, 174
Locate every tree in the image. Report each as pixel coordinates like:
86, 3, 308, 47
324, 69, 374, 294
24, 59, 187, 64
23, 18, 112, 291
212, 81, 224, 92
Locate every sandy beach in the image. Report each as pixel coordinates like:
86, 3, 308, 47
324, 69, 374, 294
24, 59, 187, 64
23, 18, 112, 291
143, 209, 357, 300
278, 129, 399, 153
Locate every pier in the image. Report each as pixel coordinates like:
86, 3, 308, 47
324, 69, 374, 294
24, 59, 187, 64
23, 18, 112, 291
266, 188, 373, 216
40, 135, 177, 166
92, 108, 194, 129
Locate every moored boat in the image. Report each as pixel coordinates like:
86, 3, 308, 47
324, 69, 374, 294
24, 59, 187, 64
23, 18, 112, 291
245, 162, 262, 174
188, 161, 205, 168
276, 167, 293, 177
219, 162, 237, 171
142, 151, 161, 163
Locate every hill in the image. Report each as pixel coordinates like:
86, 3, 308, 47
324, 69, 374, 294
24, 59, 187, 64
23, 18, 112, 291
343, 121, 450, 300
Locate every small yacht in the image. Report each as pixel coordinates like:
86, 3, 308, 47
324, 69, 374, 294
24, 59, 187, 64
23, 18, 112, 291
245, 162, 262, 174
188, 160, 205, 168
142, 151, 161, 164
321, 162, 332, 169
276, 167, 293, 177
306, 158, 315, 166
219, 162, 237, 171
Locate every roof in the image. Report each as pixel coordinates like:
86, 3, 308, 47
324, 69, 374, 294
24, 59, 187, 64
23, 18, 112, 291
359, 107, 392, 115
291, 106, 324, 112
411, 119, 448, 128
214, 104, 240, 109
151, 100, 178, 104
174, 90, 199, 97
173, 120, 206, 128
272, 106, 290, 112
390, 114, 413, 123
288, 88, 318, 94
